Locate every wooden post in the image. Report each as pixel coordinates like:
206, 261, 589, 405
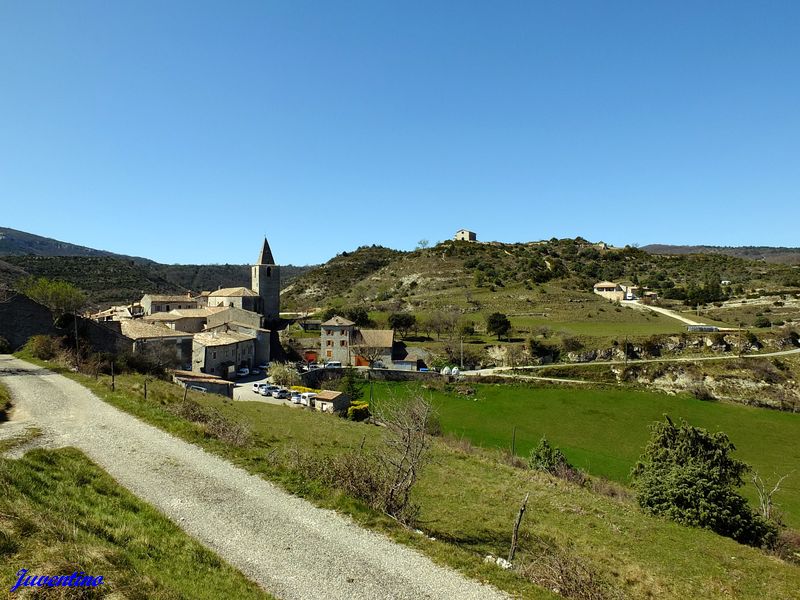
508, 492, 530, 563
111, 361, 115, 392
183, 385, 188, 403
144, 379, 148, 400
511, 425, 517, 456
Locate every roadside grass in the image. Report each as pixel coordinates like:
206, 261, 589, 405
12, 352, 800, 599
0, 446, 271, 599
369, 381, 800, 529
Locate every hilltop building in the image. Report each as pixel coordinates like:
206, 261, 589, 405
454, 229, 477, 242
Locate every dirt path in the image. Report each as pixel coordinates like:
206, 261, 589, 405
0, 356, 506, 600
466, 346, 800, 377
621, 300, 706, 325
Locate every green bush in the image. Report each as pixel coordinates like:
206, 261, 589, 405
529, 436, 585, 484
23, 335, 63, 360
0, 336, 10, 354
347, 401, 370, 422
753, 316, 772, 328
631, 417, 777, 548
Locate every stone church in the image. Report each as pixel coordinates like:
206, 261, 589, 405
204, 238, 281, 320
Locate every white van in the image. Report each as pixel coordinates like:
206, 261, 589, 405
300, 392, 317, 407
325, 361, 342, 369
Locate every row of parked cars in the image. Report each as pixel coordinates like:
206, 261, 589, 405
252, 383, 318, 406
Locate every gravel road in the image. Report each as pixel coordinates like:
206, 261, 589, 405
0, 355, 506, 600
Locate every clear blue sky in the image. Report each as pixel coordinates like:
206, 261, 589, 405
1, 1, 798, 266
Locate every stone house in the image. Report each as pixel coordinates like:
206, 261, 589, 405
142, 307, 224, 333
320, 316, 394, 367
192, 329, 256, 378
205, 321, 270, 366
119, 320, 194, 365
314, 390, 350, 414
140, 294, 198, 315
207, 287, 260, 312
454, 229, 477, 242
206, 306, 262, 330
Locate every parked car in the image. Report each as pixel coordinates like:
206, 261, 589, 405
249, 368, 261, 376
290, 392, 302, 404
273, 389, 291, 399
307, 363, 321, 371
324, 361, 342, 369
260, 385, 280, 397
236, 367, 250, 378
253, 383, 267, 393
257, 362, 269, 371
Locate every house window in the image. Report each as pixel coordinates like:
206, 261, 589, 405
166, 305, 170, 311
326, 340, 333, 347
212, 351, 217, 359
326, 350, 332, 358
340, 340, 346, 347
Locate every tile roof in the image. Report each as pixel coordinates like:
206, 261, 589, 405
321, 316, 355, 327
120, 320, 193, 340
316, 390, 344, 401
593, 281, 620, 289
143, 294, 196, 302
354, 329, 394, 348
208, 287, 259, 298
193, 330, 256, 347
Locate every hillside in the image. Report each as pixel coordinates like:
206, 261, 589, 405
643, 244, 800, 265
0, 226, 151, 262
0, 228, 313, 306
283, 238, 800, 316
0, 255, 185, 305
281, 245, 406, 308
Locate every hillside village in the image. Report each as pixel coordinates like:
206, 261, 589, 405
2, 228, 800, 600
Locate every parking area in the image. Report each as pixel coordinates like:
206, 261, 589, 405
231, 374, 301, 407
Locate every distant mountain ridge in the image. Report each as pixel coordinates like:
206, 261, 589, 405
642, 244, 800, 265
0, 227, 314, 306
0, 227, 152, 262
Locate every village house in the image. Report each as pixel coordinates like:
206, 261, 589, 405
142, 307, 225, 333
119, 320, 194, 365
207, 287, 260, 311
454, 229, 477, 242
90, 303, 144, 322
314, 390, 350, 414
192, 329, 256, 378
320, 316, 395, 367
140, 293, 198, 315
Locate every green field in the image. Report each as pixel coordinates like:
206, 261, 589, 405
370, 381, 800, 528
11, 354, 800, 599
0, 446, 269, 599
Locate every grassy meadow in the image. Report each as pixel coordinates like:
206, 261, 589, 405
370, 381, 800, 528
11, 353, 800, 599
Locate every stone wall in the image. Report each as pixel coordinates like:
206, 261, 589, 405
0, 293, 57, 350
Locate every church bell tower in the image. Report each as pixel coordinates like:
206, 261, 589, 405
251, 237, 280, 319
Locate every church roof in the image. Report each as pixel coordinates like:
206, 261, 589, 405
208, 287, 259, 297
257, 237, 275, 265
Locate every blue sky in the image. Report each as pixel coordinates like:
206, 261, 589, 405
1, 1, 798, 266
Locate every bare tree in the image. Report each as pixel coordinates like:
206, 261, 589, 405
752, 471, 791, 522
376, 396, 433, 523
351, 344, 386, 368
